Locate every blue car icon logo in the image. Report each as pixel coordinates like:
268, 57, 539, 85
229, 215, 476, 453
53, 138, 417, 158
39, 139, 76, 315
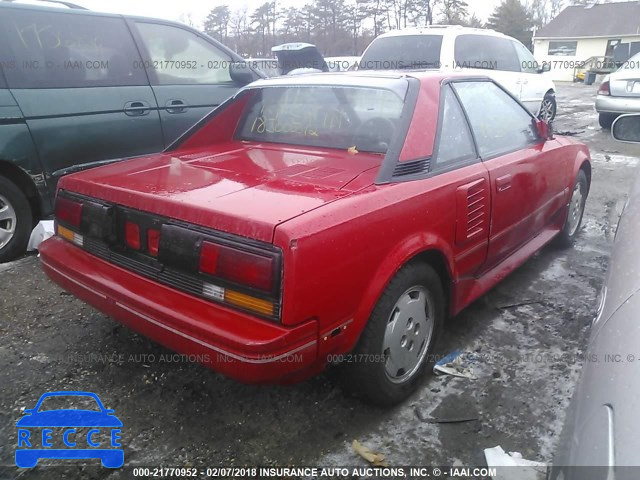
16, 391, 123, 468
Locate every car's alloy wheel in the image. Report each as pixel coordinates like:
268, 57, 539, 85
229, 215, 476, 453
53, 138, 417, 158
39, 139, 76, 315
556, 169, 588, 247
0, 176, 33, 263
0, 193, 17, 250
538, 94, 556, 122
382, 285, 434, 384
338, 262, 444, 406
566, 181, 584, 237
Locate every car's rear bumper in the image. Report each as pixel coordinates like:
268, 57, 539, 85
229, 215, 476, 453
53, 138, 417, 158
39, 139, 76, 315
39, 237, 319, 384
595, 94, 640, 114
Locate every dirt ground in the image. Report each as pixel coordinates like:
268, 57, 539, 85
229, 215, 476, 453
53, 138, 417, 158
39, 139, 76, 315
1, 82, 638, 479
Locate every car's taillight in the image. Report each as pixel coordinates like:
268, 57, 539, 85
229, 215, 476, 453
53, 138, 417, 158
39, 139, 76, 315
598, 80, 610, 96
199, 241, 274, 292
55, 196, 83, 227
55, 196, 84, 246
197, 240, 279, 318
147, 229, 160, 257
125, 221, 141, 250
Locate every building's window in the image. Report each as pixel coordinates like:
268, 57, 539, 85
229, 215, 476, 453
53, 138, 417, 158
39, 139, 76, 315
548, 41, 577, 56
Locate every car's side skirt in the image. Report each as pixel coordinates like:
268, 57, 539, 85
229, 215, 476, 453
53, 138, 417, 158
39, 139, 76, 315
452, 226, 560, 315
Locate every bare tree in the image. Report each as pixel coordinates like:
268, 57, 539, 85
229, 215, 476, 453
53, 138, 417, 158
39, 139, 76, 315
438, 0, 469, 24
408, 0, 440, 26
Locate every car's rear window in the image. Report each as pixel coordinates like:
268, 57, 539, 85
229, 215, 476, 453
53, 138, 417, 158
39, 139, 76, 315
236, 85, 407, 153
359, 35, 443, 70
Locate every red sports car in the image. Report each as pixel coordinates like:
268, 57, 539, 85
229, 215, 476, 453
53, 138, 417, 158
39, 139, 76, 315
40, 71, 591, 405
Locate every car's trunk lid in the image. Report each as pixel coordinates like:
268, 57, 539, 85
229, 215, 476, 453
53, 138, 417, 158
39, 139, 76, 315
609, 70, 640, 97
60, 141, 382, 242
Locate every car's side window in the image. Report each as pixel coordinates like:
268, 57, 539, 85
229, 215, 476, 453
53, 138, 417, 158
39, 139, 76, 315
1, 10, 146, 89
434, 85, 476, 168
513, 41, 538, 74
453, 81, 540, 158
135, 23, 232, 85
454, 34, 520, 72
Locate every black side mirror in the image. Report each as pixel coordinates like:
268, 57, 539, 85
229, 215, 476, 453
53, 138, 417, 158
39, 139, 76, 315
230, 61, 257, 86
612, 114, 640, 144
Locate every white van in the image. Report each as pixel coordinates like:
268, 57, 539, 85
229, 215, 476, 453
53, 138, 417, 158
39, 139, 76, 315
358, 26, 557, 121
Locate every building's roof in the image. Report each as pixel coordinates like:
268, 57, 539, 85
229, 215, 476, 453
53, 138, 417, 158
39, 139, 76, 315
535, 1, 640, 39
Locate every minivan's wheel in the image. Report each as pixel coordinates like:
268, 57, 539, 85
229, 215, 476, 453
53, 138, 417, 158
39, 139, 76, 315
556, 170, 587, 247
339, 263, 444, 406
0, 176, 33, 263
598, 113, 617, 129
538, 93, 557, 122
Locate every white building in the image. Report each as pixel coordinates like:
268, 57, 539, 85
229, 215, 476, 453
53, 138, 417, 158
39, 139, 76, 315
533, 1, 640, 82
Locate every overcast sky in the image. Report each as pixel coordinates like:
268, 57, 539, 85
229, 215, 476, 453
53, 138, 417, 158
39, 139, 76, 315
77, 0, 503, 29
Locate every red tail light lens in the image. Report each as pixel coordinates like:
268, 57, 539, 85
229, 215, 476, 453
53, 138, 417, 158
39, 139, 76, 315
598, 81, 610, 95
55, 196, 83, 227
147, 229, 160, 256
199, 241, 275, 292
125, 221, 141, 250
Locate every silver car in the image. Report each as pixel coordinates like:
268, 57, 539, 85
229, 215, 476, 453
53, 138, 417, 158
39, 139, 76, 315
551, 114, 640, 478
596, 52, 640, 129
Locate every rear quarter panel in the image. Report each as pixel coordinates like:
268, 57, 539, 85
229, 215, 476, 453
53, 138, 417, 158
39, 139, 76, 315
273, 162, 490, 357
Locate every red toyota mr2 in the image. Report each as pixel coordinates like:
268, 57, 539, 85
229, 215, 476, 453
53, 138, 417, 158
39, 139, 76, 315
40, 71, 591, 405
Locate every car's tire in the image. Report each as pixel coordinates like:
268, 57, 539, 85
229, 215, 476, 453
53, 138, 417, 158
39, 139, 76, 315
0, 176, 33, 263
598, 113, 618, 129
556, 169, 588, 248
339, 262, 444, 406
538, 93, 557, 122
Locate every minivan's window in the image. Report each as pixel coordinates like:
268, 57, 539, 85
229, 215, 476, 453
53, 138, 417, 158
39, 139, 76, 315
435, 86, 476, 167
359, 35, 443, 70
237, 86, 406, 153
135, 23, 232, 85
454, 35, 519, 72
1, 10, 147, 89
513, 41, 538, 74
453, 82, 540, 158
548, 41, 577, 56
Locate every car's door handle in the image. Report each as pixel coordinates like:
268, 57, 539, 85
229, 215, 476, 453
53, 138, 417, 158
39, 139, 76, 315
124, 101, 151, 116
165, 99, 188, 114
496, 174, 512, 192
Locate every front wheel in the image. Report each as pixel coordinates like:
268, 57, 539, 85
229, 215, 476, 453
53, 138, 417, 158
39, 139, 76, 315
556, 169, 588, 247
339, 262, 444, 406
538, 93, 557, 122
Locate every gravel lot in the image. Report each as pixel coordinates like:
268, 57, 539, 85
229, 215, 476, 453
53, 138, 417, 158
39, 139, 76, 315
1, 82, 638, 478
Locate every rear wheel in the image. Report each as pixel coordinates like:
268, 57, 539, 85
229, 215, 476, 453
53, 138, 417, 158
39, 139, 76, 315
339, 262, 444, 406
0, 176, 33, 263
598, 113, 618, 129
538, 93, 557, 122
556, 169, 587, 247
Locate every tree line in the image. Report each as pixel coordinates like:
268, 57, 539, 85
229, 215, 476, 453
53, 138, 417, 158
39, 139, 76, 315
199, 0, 604, 57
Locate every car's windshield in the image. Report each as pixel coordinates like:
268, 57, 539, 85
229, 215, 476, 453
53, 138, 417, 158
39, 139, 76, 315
38, 395, 101, 412
236, 85, 408, 153
359, 35, 443, 70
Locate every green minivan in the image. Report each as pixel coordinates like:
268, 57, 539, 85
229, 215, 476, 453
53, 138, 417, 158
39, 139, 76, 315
0, 1, 261, 262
